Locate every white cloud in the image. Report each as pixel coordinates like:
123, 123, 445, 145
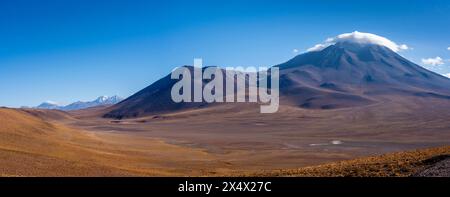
444, 73, 450, 78
399, 44, 409, 50
307, 44, 328, 52
45, 100, 58, 104
421, 57, 444, 66
307, 31, 409, 52
292, 49, 299, 54
448, 46, 450, 50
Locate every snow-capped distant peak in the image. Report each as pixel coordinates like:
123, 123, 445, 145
36, 95, 124, 111
36, 101, 61, 110
95, 96, 109, 102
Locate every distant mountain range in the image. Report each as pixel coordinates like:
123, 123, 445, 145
103, 41, 450, 119
36, 96, 123, 111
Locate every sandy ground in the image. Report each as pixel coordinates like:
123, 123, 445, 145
1, 96, 449, 176
0, 108, 230, 176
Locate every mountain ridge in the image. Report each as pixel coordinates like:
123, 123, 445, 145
36, 95, 123, 111
103, 42, 450, 119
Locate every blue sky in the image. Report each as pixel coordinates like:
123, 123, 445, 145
1, 0, 449, 107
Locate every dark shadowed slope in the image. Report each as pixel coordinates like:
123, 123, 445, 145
103, 67, 221, 119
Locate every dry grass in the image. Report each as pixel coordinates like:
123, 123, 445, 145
251, 146, 450, 177
0, 108, 226, 176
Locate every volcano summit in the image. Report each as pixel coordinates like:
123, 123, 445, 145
104, 32, 450, 118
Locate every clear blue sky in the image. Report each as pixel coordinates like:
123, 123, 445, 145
1, 0, 449, 107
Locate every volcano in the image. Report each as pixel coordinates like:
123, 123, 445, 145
104, 41, 450, 119
275, 42, 450, 109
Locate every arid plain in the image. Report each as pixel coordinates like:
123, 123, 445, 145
2, 94, 449, 176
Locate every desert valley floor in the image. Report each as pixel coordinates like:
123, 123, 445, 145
1, 96, 450, 176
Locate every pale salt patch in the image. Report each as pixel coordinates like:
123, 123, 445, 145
309, 140, 343, 146
309, 143, 328, 146
331, 140, 343, 145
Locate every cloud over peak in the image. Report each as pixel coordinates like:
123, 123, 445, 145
307, 31, 409, 52
44, 100, 58, 105
421, 57, 444, 66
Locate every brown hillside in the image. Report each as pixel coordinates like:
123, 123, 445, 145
252, 146, 450, 177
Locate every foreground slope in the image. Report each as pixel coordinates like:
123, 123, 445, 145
0, 108, 124, 176
0, 108, 224, 176
252, 146, 450, 177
